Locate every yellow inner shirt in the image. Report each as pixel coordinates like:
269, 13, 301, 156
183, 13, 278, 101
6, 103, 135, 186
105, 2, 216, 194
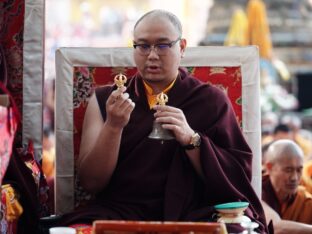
143, 78, 176, 109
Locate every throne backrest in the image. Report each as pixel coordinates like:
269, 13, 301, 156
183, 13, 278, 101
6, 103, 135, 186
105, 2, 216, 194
55, 46, 261, 214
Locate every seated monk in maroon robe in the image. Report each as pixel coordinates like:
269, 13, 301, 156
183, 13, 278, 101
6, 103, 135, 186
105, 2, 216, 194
59, 9, 268, 233
262, 139, 312, 225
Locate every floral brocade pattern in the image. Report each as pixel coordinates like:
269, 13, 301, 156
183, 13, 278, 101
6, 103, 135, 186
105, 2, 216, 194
72, 66, 242, 206
73, 67, 95, 109
0, 0, 25, 147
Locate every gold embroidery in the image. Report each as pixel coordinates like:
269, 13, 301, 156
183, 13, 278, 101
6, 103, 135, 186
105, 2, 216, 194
209, 67, 226, 75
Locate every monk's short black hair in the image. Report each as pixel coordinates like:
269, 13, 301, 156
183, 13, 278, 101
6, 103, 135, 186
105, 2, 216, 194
273, 123, 291, 134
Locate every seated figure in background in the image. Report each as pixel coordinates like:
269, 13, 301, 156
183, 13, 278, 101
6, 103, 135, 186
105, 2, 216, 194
262, 139, 312, 224
59, 9, 268, 233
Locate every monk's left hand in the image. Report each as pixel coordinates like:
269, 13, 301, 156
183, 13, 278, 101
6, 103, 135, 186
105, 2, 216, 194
153, 105, 194, 146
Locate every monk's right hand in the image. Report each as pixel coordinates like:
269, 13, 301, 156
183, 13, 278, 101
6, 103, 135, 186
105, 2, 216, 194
105, 86, 135, 129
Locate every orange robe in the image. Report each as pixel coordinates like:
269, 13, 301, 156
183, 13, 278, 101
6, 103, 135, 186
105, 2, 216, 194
263, 175, 312, 224
281, 186, 312, 224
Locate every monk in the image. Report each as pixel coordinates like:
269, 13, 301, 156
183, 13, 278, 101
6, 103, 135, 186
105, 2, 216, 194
60, 10, 268, 233
262, 139, 312, 224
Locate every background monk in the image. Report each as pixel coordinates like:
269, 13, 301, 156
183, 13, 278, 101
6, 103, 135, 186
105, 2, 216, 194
263, 139, 312, 224
60, 9, 268, 233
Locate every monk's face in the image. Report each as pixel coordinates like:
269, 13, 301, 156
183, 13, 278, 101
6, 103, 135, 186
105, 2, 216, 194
133, 15, 186, 90
268, 156, 303, 197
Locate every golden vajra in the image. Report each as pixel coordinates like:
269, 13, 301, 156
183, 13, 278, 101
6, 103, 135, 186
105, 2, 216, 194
114, 73, 127, 89
156, 92, 168, 106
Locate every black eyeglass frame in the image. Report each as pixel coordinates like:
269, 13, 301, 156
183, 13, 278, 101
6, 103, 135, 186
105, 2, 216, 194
133, 37, 182, 55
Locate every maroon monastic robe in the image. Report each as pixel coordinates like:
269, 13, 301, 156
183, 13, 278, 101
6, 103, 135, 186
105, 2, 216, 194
61, 68, 268, 233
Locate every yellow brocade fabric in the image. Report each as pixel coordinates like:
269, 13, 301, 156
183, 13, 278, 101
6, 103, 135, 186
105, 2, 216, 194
143, 79, 176, 109
1, 184, 23, 221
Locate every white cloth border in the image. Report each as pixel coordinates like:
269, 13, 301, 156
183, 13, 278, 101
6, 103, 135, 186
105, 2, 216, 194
23, 0, 45, 160
55, 46, 261, 214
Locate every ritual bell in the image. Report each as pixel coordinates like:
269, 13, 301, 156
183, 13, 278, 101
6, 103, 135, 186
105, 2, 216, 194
148, 121, 175, 140
148, 92, 175, 140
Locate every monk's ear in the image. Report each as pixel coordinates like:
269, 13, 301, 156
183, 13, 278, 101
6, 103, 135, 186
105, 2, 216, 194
266, 162, 273, 172
180, 38, 187, 54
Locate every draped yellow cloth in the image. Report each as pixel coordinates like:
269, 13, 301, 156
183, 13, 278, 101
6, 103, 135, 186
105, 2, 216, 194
224, 9, 248, 46
246, 0, 273, 59
224, 0, 273, 59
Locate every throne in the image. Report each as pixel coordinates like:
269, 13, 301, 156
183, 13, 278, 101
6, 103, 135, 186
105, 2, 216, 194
55, 46, 261, 220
